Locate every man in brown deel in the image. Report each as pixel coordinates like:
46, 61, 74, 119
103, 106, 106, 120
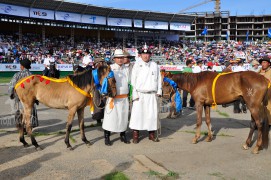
258, 56, 271, 127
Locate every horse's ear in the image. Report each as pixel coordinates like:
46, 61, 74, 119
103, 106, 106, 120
165, 72, 173, 78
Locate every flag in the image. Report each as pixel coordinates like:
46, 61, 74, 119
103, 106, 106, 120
226, 31, 229, 40
201, 27, 208, 35
246, 30, 249, 41
268, 28, 271, 38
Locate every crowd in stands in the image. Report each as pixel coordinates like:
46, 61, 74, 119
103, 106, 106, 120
1, 32, 271, 69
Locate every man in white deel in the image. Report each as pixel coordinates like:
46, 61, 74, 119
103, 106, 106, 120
82, 49, 93, 69
129, 44, 162, 144
102, 49, 130, 146
43, 50, 55, 76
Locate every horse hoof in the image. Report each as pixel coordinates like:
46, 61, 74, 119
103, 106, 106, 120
192, 139, 197, 144
86, 142, 92, 147
242, 144, 249, 150
35, 146, 43, 151
205, 138, 212, 142
23, 144, 30, 148
251, 149, 259, 154
67, 146, 74, 151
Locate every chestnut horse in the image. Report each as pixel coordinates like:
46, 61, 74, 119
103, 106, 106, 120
15, 65, 117, 150
162, 71, 270, 154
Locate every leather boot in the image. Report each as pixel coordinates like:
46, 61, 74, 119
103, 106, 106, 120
120, 132, 130, 144
133, 130, 139, 144
149, 131, 159, 142
104, 130, 112, 146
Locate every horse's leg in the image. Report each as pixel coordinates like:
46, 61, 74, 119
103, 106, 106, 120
243, 115, 256, 150
192, 103, 203, 144
204, 105, 213, 142
24, 106, 41, 150
77, 107, 92, 146
249, 108, 263, 154
16, 110, 29, 147
65, 108, 77, 150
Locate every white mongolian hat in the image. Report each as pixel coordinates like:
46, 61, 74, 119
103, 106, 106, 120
113, 49, 125, 58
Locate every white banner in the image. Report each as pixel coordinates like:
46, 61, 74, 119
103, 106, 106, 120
134, 19, 143, 28
108, 17, 132, 27
0, 64, 74, 72
82, 14, 106, 25
55, 11, 81, 23
0, 3, 29, 17
145, 21, 168, 30
170, 22, 191, 31
30, 8, 54, 20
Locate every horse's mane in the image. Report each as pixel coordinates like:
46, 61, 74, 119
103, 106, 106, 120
68, 65, 108, 89
173, 72, 217, 90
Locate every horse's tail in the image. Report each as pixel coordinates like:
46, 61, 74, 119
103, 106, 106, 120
261, 86, 271, 149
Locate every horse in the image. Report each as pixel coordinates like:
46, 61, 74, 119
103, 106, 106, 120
15, 65, 117, 150
162, 71, 270, 154
47, 62, 60, 78
162, 82, 181, 118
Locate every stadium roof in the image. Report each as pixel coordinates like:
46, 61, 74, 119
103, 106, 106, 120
0, 0, 195, 23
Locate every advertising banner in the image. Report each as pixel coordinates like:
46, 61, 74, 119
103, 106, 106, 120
82, 14, 106, 25
0, 3, 29, 17
134, 19, 143, 28
55, 11, 81, 23
30, 8, 54, 20
170, 22, 191, 31
145, 21, 168, 30
108, 17, 132, 27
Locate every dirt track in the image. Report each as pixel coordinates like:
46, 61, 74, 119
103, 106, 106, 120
0, 85, 271, 180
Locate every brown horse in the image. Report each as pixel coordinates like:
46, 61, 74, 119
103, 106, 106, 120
15, 65, 117, 150
162, 71, 270, 154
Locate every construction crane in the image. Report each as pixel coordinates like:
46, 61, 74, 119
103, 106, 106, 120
179, 0, 220, 14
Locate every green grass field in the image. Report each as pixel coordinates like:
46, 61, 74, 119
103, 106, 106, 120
0, 77, 11, 83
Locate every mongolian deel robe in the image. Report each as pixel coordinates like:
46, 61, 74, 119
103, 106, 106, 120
129, 60, 162, 131
102, 63, 130, 132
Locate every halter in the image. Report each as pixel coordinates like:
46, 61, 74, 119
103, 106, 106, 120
92, 69, 114, 95
163, 77, 182, 113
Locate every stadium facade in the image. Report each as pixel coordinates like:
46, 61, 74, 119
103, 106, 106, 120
0, 0, 270, 44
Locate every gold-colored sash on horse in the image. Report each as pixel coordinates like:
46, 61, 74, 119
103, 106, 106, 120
211, 72, 233, 109
109, 94, 128, 109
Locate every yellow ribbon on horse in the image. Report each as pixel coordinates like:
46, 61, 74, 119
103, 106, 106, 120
211, 72, 233, 110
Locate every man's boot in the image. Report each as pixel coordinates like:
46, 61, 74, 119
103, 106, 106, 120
104, 130, 112, 146
149, 131, 159, 142
120, 132, 130, 144
133, 130, 139, 144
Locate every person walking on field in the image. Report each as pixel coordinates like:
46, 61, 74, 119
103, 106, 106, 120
102, 49, 130, 146
129, 44, 162, 144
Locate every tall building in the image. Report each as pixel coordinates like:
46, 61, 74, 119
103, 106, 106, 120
184, 11, 271, 41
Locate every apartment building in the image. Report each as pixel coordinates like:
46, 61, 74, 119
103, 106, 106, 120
184, 11, 271, 41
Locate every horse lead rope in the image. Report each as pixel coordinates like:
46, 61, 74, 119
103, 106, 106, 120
211, 72, 232, 109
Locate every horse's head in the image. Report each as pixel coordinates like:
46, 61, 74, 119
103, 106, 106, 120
161, 70, 174, 100
97, 65, 117, 98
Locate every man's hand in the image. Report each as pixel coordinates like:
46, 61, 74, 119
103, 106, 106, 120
156, 94, 162, 98
133, 98, 139, 102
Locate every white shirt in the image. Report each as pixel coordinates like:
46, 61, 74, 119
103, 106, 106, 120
110, 63, 129, 95
43, 56, 55, 66
192, 65, 203, 73
82, 54, 93, 67
131, 60, 162, 100
233, 65, 246, 72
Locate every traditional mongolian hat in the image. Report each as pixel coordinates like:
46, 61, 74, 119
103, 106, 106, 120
20, 58, 31, 69
259, 56, 271, 64
113, 49, 125, 58
141, 43, 152, 54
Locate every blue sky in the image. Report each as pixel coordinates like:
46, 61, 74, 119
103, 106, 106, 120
69, 0, 271, 15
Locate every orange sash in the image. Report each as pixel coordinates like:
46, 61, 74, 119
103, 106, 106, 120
109, 94, 128, 109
